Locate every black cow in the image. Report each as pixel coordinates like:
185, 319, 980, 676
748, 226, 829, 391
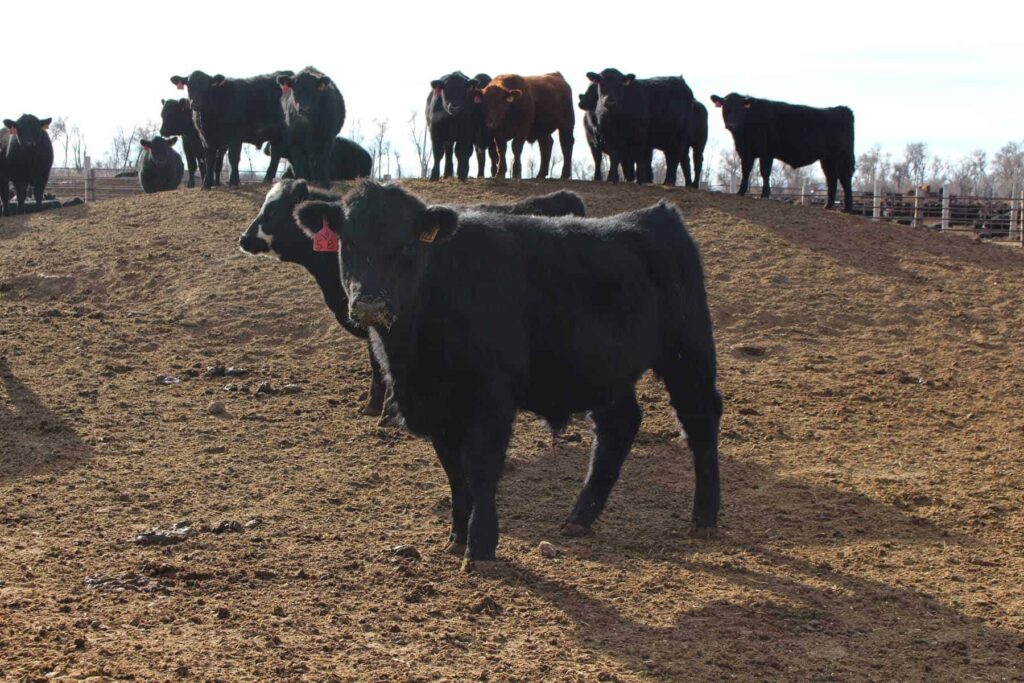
238, 182, 588, 420
586, 69, 694, 185
277, 67, 345, 188
578, 82, 619, 182
469, 74, 498, 178
169, 70, 291, 188
293, 182, 721, 566
139, 136, 184, 193
1, 114, 54, 216
159, 98, 224, 188
268, 137, 372, 181
711, 93, 855, 211
681, 101, 708, 188
427, 71, 492, 181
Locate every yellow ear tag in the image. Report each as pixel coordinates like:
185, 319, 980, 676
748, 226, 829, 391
420, 226, 440, 244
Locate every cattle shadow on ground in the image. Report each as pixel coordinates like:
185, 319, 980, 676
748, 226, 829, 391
0, 356, 94, 482
497, 543, 1022, 680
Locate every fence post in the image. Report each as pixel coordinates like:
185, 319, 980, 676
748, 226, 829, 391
873, 180, 881, 220
83, 156, 91, 203
1019, 190, 1024, 244
912, 186, 921, 228
941, 185, 950, 231
800, 180, 807, 206
1011, 188, 1020, 241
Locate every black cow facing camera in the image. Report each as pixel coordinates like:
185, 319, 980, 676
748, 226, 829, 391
159, 98, 223, 188
711, 93, 855, 211
139, 136, 184, 193
277, 67, 345, 188
1, 114, 54, 217
293, 182, 721, 567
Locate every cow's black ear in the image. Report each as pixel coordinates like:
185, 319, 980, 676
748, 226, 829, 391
4, 119, 15, 130
417, 206, 458, 245
586, 72, 600, 84
318, 76, 332, 90
430, 79, 444, 90
743, 97, 754, 108
166, 136, 178, 147
211, 74, 226, 87
161, 99, 167, 105
467, 78, 478, 89
294, 200, 345, 239
40, 118, 51, 130
140, 139, 151, 149
291, 179, 310, 203
710, 95, 724, 108
623, 74, 635, 85
170, 75, 187, 88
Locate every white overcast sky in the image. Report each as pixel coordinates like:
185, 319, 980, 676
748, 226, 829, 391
10, 0, 1022, 172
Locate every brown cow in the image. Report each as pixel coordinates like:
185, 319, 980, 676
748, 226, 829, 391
475, 72, 575, 180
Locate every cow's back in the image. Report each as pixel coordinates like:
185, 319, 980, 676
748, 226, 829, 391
524, 73, 573, 140
758, 100, 855, 168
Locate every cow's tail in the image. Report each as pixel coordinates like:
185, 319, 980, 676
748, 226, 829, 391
838, 106, 856, 172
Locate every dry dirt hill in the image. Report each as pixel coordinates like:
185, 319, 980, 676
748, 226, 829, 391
1, 180, 1023, 682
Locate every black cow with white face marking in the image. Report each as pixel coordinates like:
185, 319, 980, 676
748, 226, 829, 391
578, 82, 619, 182
159, 98, 224, 188
292, 182, 721, 566
169, 70, 290, 188
1, 114, 54, 216
238, 182, 589, 419
711, 93, 855, 211
277, 67, 345, 188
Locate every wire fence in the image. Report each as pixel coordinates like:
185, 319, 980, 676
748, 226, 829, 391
42, 160, 1024, 244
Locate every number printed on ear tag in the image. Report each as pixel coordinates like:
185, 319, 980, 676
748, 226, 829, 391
313, 216, 338, 252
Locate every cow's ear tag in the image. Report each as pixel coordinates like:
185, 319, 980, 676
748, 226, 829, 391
282, 84, 292, 95
313, 216, 338, 252
176, 82, 185, 90
419, 226, 440, 244
433, 86, 442, 96
473, 95, 482, 104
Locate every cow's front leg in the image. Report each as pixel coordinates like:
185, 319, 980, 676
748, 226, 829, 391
537, 136, 553, 179
460, 404, 514, 565
433, 433, 471, 555
494, 139, 508, 179
738, 156, 754, 196
228, 143, 242, 187
510, 139, 525, 180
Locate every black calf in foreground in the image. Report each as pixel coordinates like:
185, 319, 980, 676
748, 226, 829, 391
294, 182, 721, 567
238, 181, 588, 419
711, 93, 855, 211
139, 137, 184, 193
1, 114, 54, 216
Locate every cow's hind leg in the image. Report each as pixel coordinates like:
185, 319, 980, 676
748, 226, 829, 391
432, 433, 471, 556
13, 182, 27, 214
822, 161, 838, 210
510, 139, 525, 180
759, 157, 773, 198
558, 126, 574, 179
563, 392, 642, 535
657, 356, 722, 536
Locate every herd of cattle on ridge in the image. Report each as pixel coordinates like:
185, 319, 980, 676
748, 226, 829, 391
0, 67, 865, 565
0, 66, 858, 216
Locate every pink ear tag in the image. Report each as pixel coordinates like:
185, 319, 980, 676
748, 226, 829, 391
473, 95, 482, 104
176, 82, 185, 90
282, 83, 291, 95
313, 216, 338, 252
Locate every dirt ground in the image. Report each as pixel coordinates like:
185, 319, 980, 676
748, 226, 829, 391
1, 179, 1023, 682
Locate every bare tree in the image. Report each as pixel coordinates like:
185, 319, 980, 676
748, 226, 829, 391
69, 125, 87, 171
393, 150, 403, 180
904, 142, 928, 187
409, 109, 432, 178
992, 141, 1024, 196
50, 117, 70, 168
572, 158, 593, 181
715, 150, 742, 192
369, 119, 391, 180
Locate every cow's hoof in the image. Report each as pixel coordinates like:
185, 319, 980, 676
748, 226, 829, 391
444, 541, 467, 556
460, 558, 498, 574
360, 400, 383, 417
560, 522, 593, 537
689, 524, 718, 539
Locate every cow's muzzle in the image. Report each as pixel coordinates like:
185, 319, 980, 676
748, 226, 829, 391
350, 298, 394, 330
239, 231, 268, 254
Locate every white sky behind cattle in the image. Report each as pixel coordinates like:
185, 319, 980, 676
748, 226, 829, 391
9, 0, 1022, 174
